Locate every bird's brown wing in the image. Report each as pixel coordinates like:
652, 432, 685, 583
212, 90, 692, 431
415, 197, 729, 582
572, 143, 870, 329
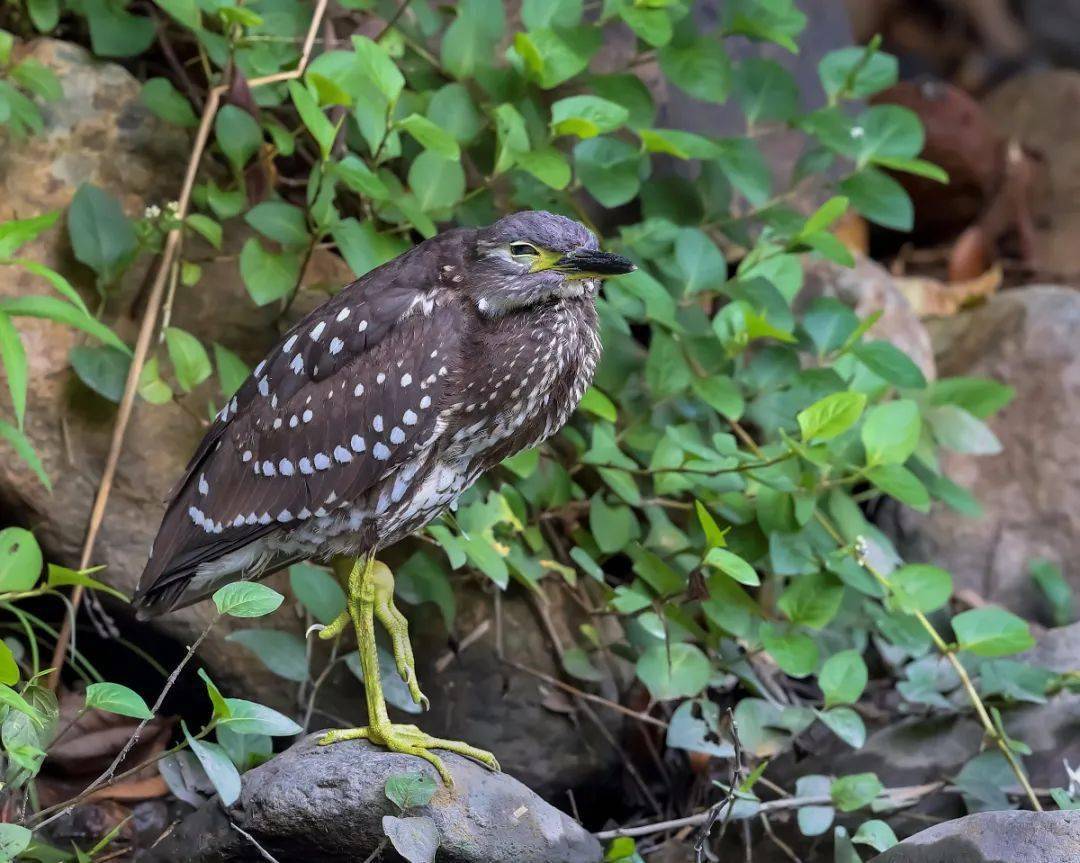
134, 267, 462, 614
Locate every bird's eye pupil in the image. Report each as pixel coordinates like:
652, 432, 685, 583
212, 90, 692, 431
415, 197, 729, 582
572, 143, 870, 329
510, 243, 539, 257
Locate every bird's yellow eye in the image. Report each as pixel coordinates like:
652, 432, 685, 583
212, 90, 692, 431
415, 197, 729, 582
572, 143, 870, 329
509, 242, 539, 257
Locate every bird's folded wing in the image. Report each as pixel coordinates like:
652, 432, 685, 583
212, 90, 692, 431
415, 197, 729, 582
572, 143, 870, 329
135, 276, 460, 607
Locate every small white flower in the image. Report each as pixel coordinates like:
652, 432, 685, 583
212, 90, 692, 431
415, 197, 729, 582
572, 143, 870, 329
850, 126, 865, 139
854, 535, 870, 566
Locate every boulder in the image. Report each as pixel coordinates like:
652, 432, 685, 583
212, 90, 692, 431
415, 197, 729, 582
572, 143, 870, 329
139, 735, 602, 863
872, 810, 1080, 863
798, 256, 937, 380
982, 71, 1080, 277
879, 287, 1080, 621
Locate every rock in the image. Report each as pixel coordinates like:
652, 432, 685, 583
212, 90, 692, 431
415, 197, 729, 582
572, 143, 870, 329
139, 735, 602, 863
798, 256, 937, 380
879, 287, 1080, 621
1020, 1, 1080, 68
1019, 620, 1080, 674
872, 810, 1080, 863
982, 71, 1080, 276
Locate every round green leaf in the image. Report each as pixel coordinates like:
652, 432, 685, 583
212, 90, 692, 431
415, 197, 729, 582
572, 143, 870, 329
0, 527, 42, 592
213, 582, 284, 618
819, 650, 868, 707
635, 643, 711, 700
85, 682, 154, 720
889, 564, 952, 614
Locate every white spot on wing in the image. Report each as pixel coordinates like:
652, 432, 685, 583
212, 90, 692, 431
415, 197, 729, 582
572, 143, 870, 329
310, 321, 326, 341
351, 434, 366, 452
390, 427, 405, 444
283, 335, 297, 353
336, 308, 350, 322
329, 337, 344, 355
279, 458, 295, 476
373, 442, 390, 460
313, 452, 331, 470
334, 445, 353, 463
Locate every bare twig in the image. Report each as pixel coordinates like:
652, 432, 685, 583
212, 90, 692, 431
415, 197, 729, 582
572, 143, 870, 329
434, 618, 491, 673
230, 821, 283, 863
505, 659, 668, 729
695, 709, 742, 862
46, 0, 331, 689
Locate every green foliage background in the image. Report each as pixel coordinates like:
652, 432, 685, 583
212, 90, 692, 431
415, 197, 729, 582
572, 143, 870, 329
0, 0, 1074, 860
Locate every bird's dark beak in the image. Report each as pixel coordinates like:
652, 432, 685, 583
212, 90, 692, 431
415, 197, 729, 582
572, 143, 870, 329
553, 249, 637, 278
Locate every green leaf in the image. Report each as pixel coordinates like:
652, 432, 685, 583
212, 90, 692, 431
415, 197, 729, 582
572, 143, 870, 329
760, 623, 819, 677
0, 312, 26, 427
289, 563, 346, 626
0, 211, 60, 259
27, 0, 60, 31
703, 547, 759, 586
733, 58, 798, 123
186, 214, 223, 250
212, 582, 284, 618
0, 420, 51, 490
239, 238, 302, 306
713, 138, 771, 206
67, 184, 136, 284
287, 81, 337, 159
409, 152, 466, 211
0, 294, 127, 356
139, 78, 198, 127
184, 722, 242, 806
513, 147, 572, 190
819, 706, 866, 748
875, 155, 948, 183
1030, 559, 1074, 627
840, 168, 913, 231
929, 376, 1014, 419
220, 699, 302, 736
795, 775, 834, 836
226, 630, 309, 682
863, 464, 930, 512
0, 641, 17, 686
578, 387, 616, 422
635, 643, 711, 700
562, 647, 605, 683
777, 573, 843, 629
831, 772, 883, 812
952, 607, 1035, 657
819, 650, 867, 707
723, 0, 806, 51
819, 47, 898, 101
658, 37, 731, 103
334, 156, 390, 200
351, 34, 405, 104
245, 201, 309, 248
212, 342, 249, 401
395, 114, 460, 158
926, 405, 1001, 455
574, 136, 642, 207
155, 0, 199, 27
426, 83, 484, 144
666, 699, 734, 758
69, 344, 130, 403
852, 340, 927, 389
620, 6, 672, 47
675, 228, 725, 295
637, 128, 719, 160
852, 820, 898, 853
332, 218, 408, 278
0, 527, 42, 592
861, 399, 921, 466
385, 771, 437, 810
550, 95, 628, 138
84, 682, 153, 720
797, 391, 866, 442
214, 105, 263, 170
692, 376, 744, 420
83, 0, 155, 57
855, 105, 924, 167
0, 825, 32, 861
645, 329, 690, 396
164, 326, 211, 393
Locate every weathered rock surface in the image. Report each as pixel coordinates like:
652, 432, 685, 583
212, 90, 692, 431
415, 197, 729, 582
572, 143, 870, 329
140, 735, 602, 863
983, 71, 1080, 277
872, 810, 1080, 863
798, 256, 937, 380
879, 287, 1080, 621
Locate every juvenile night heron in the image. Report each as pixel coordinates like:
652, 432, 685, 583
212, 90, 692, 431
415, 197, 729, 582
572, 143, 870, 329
133, 211, 635, 784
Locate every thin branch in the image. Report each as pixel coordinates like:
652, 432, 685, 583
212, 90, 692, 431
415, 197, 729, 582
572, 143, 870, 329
230, 821, 283, 863
46, 0, 330, 688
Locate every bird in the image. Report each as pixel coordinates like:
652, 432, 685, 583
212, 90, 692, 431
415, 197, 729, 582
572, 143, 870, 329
132, 210, 635, 784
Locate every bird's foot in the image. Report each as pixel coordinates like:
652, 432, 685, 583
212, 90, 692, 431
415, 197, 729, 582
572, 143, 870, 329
318, 723, 500, 787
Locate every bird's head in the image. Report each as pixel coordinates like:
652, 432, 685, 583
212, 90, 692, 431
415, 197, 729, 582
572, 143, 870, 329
466, 211, 635, 315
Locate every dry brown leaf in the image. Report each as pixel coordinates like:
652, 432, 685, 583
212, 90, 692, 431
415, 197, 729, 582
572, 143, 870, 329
893, 263, 1002, 317
833, 211, 869, 257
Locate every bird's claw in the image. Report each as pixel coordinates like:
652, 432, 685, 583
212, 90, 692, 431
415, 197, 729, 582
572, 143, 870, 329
319, 723, 500, 787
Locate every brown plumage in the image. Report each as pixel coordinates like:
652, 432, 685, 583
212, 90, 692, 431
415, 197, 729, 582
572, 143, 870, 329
133, 211, 634, 616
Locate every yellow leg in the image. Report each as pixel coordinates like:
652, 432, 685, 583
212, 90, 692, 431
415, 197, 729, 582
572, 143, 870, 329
317, 556, 500, 786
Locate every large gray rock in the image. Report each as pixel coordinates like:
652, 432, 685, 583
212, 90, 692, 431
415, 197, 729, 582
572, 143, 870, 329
872, 810, 1080, 863
140, 735, 602, 863
880, 287, 1080, 622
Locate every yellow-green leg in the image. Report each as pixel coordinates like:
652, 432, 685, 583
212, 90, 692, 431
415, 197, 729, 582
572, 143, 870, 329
316, 555, 500, 786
